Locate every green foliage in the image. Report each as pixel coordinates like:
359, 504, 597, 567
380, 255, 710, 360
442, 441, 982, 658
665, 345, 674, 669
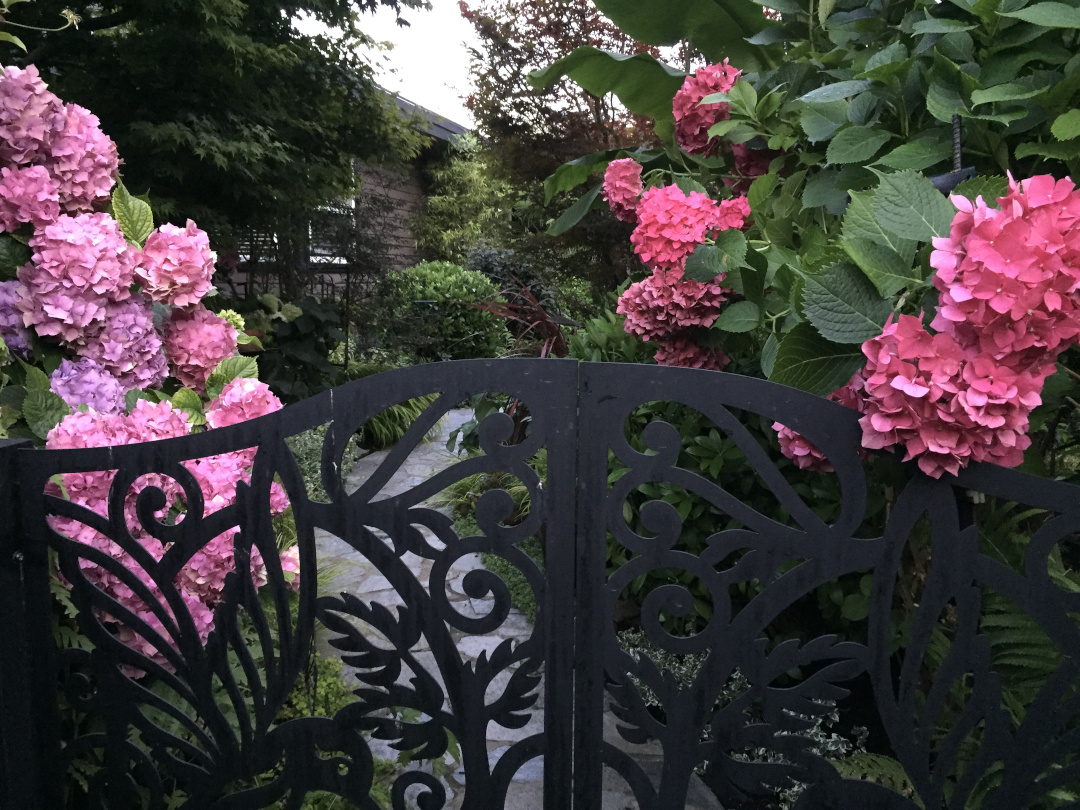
413, 134, 516, 264
567, 310, 657, 364
285, 424, 364, 502
378, 261, 509, 361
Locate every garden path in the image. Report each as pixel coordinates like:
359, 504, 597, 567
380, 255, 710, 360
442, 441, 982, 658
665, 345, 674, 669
314, 409, 723, 810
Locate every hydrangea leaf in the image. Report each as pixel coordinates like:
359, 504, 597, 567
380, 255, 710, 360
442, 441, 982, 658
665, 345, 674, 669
171, 388, 206, 426
714, 300, 762, 333
799, 100, 849, 143
826, 126, 893, 164
951, 175, 1008, 205
799, 80, 873, 104
842, 190, 918, 258
748, 172, 780, 215
546, 184, 603, 237
842, 237, 921, 297
911, 17, 976, 33
207, 357, 259, 401
684, 231, 748, 282
23, 389, 72, 440
124, 389, 156, 413
872, 170, 957, 241
999, 2, 1080, 27
0, 234, 30, 280
801, 261, 893, 344
760, 333, 779, 377
874, 136, 951, 171
528, 48, 686, 140
770, 322, 867, 396
1051, 109, 1080, 141
18, 359, 50, 392
110, 181, 154, 247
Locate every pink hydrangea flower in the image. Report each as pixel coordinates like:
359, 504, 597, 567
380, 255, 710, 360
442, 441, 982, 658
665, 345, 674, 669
50, 357, 126, 415
18, 212, 135, 342
602, 158, 644, 223
858, 315, 1052, 478
46, 103, 119, 214
774, 374, 867, 472
0, 65, 65, 166
930, 173, 1080, 365
206, 377, 283, 429
163, 305, 238, 392
652, 335, 729, 370
279, 545, 301, 593
630, 185, 749, 275
0, 165, 59, 230
673, 60, 742, 156
617, 270, 729, 340
76, 297, 168, 391
136, 220, 217, 307
0, 280, 31, 358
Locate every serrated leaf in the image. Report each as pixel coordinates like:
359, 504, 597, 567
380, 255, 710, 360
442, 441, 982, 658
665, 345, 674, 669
842, 191, 918, 259
801, 261, 893, 344
761, 333, 779, 377
1051, 109, 1080, 141
970, 82, 1047, 106
1015, 140, 1080, 160
826, 126, 892, 164
714, 301, 762, 333
171, 387, 203, 411
874, 137, 951, 171
236, 332, 263, 349
770, 322, 867, 396
799, 100, 849, 143
951, 175, 1008, 204
19, 359, 50, 392
683, 231, 748, 282
22, 389, 71, 439
110, 181, 154, 247
206, 356, 258, 401
842, 238, 921, 297
547, 184, 602, 236
873, 170, 957, 241
999, 2, 1080, 27
124, 389, 155, 413
912, 17, 976, 32
748, 173, 780, 215
673, 175, 708, 195
0, 233, 30, 279
799, 80, 873, 104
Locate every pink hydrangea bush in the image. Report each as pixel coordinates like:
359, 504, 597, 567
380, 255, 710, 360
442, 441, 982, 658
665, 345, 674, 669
136, 220, 217, 308
17, 212, 135, 342
46, 103, 120, 213
163, 305, 239, 392
602, 158, 643, 223
0, 65, 65, 167
673, 60, 742, 156
0, 165, 59, 230
630, 185, 749, 275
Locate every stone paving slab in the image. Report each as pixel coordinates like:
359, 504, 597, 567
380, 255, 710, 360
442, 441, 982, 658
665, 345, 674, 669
313, 408, 724, 809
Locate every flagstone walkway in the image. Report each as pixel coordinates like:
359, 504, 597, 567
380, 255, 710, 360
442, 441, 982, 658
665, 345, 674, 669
313, 409, 723, 810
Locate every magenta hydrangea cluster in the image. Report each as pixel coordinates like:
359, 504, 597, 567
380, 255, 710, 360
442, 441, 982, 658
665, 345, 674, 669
652, 335, 729, 370
50, 357, 126, 415
673, 60, 742, 156
76, 298, 169, 390
164, 305, 239, 392
0, 65, 118, 224
774, 375, 867, 473
136, 220, 217, 308
17, 212, 135, 341
618, 272, 729, 340
47, 383, 296, 667
602, 158, 643, 223
629, 184, 750, 275
0, 279, 30, 357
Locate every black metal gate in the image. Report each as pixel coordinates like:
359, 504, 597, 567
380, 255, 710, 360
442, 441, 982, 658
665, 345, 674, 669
1, 359, 1078, 809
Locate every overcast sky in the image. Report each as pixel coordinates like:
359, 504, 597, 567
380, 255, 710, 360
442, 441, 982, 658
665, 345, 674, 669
298, 1, 480, 129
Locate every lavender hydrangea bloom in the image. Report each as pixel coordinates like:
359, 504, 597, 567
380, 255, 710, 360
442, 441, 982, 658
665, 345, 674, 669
0, 280, 31, 358
50, 357, 126, 415
76, 297, 168, 390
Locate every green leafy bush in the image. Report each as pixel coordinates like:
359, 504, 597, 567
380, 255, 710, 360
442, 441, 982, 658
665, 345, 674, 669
379, 261, 509, 361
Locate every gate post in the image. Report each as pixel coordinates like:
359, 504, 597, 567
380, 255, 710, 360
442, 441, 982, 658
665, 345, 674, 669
0, 438, 46, 810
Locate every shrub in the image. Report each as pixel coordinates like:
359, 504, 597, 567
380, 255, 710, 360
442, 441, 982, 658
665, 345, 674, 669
381, 261, 509, 361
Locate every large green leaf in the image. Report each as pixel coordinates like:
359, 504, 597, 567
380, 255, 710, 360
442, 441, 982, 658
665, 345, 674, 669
801, 261, 893, 344
842, 191, 918, 257
874, 136, 952, 171
590, 0, 779, 70
799, 80, 873, 104
799, 100, 850, 143
206, 356, 259, 401
826, 126, 892, 164
529, 48, 686, 140
714, 300, 762, 332
842, 238, 921, 297
22, 389, 72, 440
110, 180, 154, 247
873, 170, 957, 241
683, 231, 748, 282
999, 2, 1080, 27
546, 184, 603, 236
0, 234, 30, 280
543, 149, 620, 203
770, 322, 867, 396
1051, 109, 1080, 141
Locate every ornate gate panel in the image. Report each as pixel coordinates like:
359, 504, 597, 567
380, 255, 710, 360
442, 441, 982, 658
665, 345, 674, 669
1, 359, 1079, 809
